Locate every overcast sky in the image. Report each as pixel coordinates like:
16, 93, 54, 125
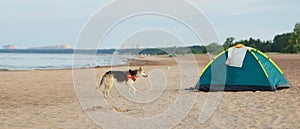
0, 0, 299, 49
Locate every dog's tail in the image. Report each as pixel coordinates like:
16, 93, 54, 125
98, 77, 105, 88
98, 75, 106, 89
97, 71, 111, 89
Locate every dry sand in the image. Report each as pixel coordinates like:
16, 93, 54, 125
0, 54, 299, 128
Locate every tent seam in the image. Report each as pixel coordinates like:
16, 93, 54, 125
249, 50, 269, 78
255, 50, 284, 74
199, 51, 226, 76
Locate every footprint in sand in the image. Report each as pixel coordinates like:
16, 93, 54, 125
86, 106, 104, 112
111, 106, 129, 112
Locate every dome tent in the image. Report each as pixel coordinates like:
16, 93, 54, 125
195, 45, 290, 91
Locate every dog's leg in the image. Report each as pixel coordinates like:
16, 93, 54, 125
107, 83, 113, 98
103, 90, 107, 98
104, 84, 108, 98
127, 80, 136, 96
104, 83, 113, 98
130, 84, 136, 95
104, 75, 113, 98
100, 77, 109, 98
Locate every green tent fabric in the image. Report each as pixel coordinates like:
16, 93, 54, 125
195, 46, 290, 91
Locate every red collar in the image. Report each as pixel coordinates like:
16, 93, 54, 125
128, 71, 136, 81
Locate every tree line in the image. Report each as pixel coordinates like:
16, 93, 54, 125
139, 22, 300, 55
1, 23, 299, 55
223, 22, 300, 53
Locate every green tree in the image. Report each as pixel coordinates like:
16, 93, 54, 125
206, 43, 224, 55
294, 23, 300, 40
272, 33, 292, 53
189, 46, 207, 54
290, 23, 300, 53
263, 40, 272, 52
223, 37, 235, 49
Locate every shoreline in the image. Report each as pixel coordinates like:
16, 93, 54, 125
0, 55, 178, 72
1, 53, 298, 72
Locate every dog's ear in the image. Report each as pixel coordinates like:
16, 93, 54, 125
139, 67, 142, 71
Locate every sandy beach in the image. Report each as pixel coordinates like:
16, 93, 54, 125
0, 54, 299, 128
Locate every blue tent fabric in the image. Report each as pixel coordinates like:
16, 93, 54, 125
196, 47, 290, 91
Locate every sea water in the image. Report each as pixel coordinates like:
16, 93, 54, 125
0, 53, 130, 70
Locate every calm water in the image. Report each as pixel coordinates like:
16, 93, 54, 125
0, 53, 131, 70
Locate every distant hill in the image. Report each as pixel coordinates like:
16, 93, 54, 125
138, 48, 168, 55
